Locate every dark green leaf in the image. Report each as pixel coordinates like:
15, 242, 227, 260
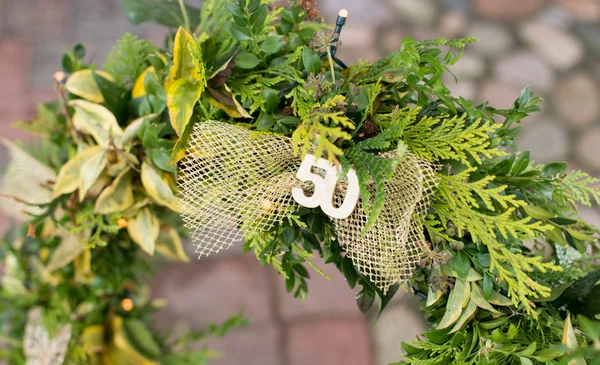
452, 251, 470, 280
541, 162, 567, 178
121, 0, 200, 28
263, 89, 279, 112
303, 46, 321, 75
224, 22, 252, 41
260, 35, 286, 55
552, 270, 600, 307
236, 53, 261, 69
356, 285, 376, 313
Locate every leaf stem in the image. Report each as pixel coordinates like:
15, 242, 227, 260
178, 0, 191, 31
326, 48, 335, 83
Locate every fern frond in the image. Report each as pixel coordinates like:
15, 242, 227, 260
103, 33, 155, 88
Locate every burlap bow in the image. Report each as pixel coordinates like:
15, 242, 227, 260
178, 121, 439, 293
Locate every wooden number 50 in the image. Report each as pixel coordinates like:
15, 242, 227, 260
292, 154, 360, 219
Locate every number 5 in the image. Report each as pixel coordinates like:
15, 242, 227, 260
292, 154, 360, 219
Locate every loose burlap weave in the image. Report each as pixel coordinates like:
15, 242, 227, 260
179, 121, 438, 293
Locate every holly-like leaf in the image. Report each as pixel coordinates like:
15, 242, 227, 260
127, 208, 159, 255
69, 100, 123, 147
140, 161, 180, 211
95, 168, 135, 214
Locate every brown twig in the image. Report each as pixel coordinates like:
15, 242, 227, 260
53, 71, 82, 144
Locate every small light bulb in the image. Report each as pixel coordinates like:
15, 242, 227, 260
121, 298, 134, 312
338, 9, 348, 18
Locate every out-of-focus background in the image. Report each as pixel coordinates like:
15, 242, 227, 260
0, 0, 599, 364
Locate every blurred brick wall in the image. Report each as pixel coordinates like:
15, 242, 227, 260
0, 1, 599, 364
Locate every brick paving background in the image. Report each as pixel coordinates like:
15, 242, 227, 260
0, 1, 599, 364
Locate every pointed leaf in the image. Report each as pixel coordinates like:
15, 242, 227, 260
127, 208, 159, 255
47, 230, 90, 272
53, 146, 105, 197
140, 161, 180, 211
121, 0, 200, 28
437, 279, 470, 329
69, 100, 123, 147
205, 85, 251, 118
165, 27, 205, 91
78, 149, 108, 201
95, 168, 135, 214
156, 227, 190, 262
167, 78, 203, 137
65, 69, 115, 103
449, 300, 477, 333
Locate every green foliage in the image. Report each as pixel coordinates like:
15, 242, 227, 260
2, 1, 600, 365
103, 33, 156, 88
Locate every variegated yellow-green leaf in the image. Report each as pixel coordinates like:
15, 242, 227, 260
437, 279, 470, 329
449, 300, 478, 334
156, 227, 189, 262
167, 78, 203, 137
47, 230, 91, 272
470, 283, 503, 315
81, 325, 105, 353
488, 290, 513, 306
169, 117, 195, 164
53, 146, 106, 197
95, 168, 135, 214
0, 138, 56, 220
562, 313, 587, 365
205, 84, 251, 118
69, 100, 123, 147
140, 161, 180, 211
104, 315, 159, 365
127, 208, 159, 255
78, 149, 108, 201
165, 27, 205, 91
65, 69, 115, 103
121, 114, 160, 146
426, 286, 444, 307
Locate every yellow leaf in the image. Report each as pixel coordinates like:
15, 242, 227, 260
47, 230, 91, 272
205, 84, 251, 118
65, 69, 114, 103
78, 148, 108, 201
53, 146, 106, 197
74, 248, 93, 284
104, 316, 159, 365
167, 78, 203, 137
165, 27, 204, 91
132, 66, 155, 99
69, 100, 123, 147
127, 208, 159, 255
437, 279, 470, 329
156, 227, 189, 262
95, 168, 135, 214
140, 161, 180, 211
81, 325, 105, 353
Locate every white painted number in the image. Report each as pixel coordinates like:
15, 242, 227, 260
292, 154, 360, 219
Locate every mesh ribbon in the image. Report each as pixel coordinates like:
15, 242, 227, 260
179, 121, 439, 293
